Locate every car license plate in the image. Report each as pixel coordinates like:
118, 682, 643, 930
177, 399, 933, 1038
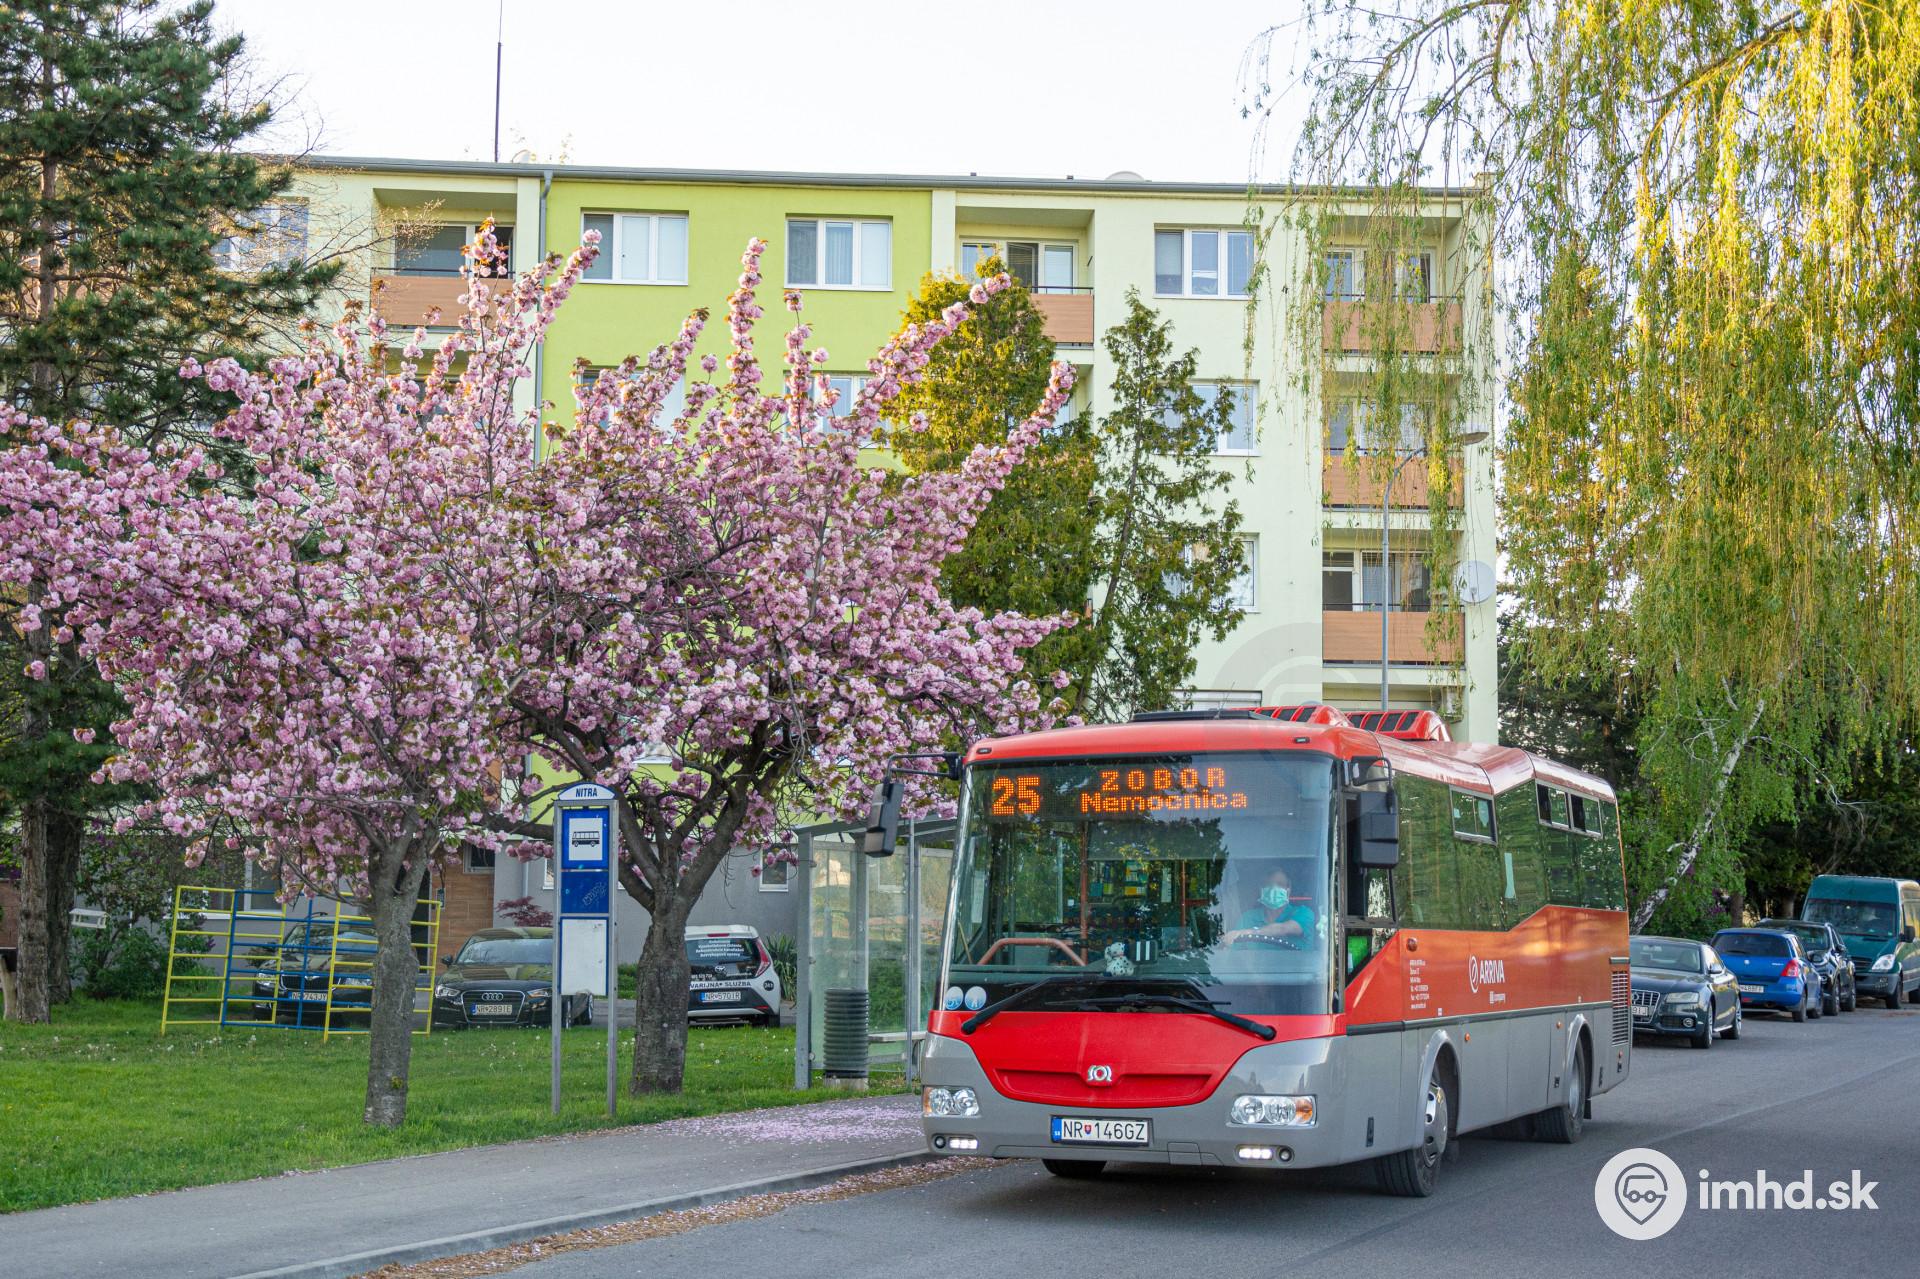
1633, 1007, 1652, 1020
1051, 1116, 1150, 1146
469, 1004, 514, 1017
297, 991, 327, 1002
1738, 983, 1763, 993
700, 990, 742, 1003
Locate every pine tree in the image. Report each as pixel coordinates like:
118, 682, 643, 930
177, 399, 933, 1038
0, 1, 340, 1021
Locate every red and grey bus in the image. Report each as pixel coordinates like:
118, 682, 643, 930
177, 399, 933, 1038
915, 706, 1631, 1195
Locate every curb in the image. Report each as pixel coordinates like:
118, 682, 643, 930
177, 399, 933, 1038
227, 1150, 936, 1279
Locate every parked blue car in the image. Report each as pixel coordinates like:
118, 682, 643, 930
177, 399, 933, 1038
1711, 928, 1825, 1023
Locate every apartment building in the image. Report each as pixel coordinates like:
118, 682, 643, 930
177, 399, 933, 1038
270, 157, 1498, 959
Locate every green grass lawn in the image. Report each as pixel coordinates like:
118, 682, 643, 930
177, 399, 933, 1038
0, 999, 897, 1214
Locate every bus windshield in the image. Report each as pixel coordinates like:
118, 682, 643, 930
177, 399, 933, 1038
945, 752, 1337, 1017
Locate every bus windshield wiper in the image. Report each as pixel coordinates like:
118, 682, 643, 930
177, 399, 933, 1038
961, 977, 1094, 1034
1070, 993, 1278, 1041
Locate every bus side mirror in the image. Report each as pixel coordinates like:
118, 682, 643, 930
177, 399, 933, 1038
1356, 788, 1400, 868
1350, 755, 1393, 788
1904, 925, 1917, 944
860, 780, 904, 858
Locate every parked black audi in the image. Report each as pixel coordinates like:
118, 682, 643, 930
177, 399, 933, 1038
1629, 934, 1742, 1048
249, 920, 385, 1024
432, 927, 593, 1028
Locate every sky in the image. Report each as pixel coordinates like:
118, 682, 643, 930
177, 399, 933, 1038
216, 0, 1310, 182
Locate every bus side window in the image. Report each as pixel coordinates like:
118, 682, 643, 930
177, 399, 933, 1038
1393, 777, 1463, 928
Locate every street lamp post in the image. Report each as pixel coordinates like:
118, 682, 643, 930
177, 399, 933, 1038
1378, 430, 1489, 711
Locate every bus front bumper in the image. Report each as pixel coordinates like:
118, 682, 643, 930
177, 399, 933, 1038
918, 1030, 1381, 1172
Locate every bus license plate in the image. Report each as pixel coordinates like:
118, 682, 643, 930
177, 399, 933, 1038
1738, 984, 1763, 994
1051, 1116, 1150, 1146
701, 990, 742, 1003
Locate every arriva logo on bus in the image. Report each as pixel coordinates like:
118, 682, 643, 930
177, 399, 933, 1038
1467, 955, 1507, 996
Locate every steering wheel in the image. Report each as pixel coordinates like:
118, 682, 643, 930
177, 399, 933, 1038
977, 937, 1087, 966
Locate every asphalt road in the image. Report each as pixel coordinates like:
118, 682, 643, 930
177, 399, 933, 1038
509, 1006, 1920, 1279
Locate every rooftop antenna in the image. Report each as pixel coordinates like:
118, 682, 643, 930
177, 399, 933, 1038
491, 0, 504, 162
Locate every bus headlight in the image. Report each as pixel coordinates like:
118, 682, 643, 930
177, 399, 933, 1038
923, 1087, 980, 1118
1871, 954, 1896, 972
1229, 1095, 1316, 1127
1663, 992, 1702, 1007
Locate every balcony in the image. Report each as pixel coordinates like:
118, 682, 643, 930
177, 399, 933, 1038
1322, 453, 1465, 508
1031, 288, 1094, 346
1323, 610, 1463, 666
368, 270, 507, 328
1322, 298, 1463, 354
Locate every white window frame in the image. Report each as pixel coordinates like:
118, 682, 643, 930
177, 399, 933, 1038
581, 212, 689, 285
755, 848, 792, 892
959, 239, 1076, 290
575, 365, 692, 426
214, 201, 308, 273
463, 844, 496, 874
1155, 228, 1254, 299
1324, 248, 1364, 301
1395, 250, 1436, 301
1231, 535, 1259, 611
1196, 381, 1258, 455
815, 372, 873, 428
787, 218, 892, 291
395, 222, 513, 276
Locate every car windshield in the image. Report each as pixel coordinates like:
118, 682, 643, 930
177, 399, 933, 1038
1770, 924, 1828, 951
1631, 940, 1702, 972
456, 937, 551, 965
1804, 898, 1897, 938
945, 752, 1337, 1017
1714, 932, 1790, 957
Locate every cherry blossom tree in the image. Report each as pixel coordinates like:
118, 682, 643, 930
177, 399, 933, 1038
520, 239, 1073, 1092
0, 228, 1072, 1114
0, 229, 587, 1126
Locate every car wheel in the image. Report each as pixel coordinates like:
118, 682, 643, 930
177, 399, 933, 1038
1042, 1159, 1105, 1179
1792, 989, 1809, 1022
1822, 986, 1840, 1017
1809, 987, 1823, 1019
1723, 1003, 1741, 1040
1889, 992, 1903, 1010
1377, 1075, 1449, 1196
1691, 1008, 1713, 1049
1842, 984, 1857, 1012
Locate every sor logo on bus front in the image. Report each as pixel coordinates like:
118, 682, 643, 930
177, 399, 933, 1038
1085, 1064, 1115, 1085
1468, 955, 1507, 995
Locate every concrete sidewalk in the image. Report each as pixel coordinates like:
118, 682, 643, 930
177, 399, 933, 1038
0, 1094, 926, 1279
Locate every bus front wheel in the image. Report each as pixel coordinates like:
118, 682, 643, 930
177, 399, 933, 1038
1042, 1159, 1105, 1179
1376, 1077, 1448, 1197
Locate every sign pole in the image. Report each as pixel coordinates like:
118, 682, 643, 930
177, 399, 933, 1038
606, 800, 618, 1118
549, 783, 617, 1118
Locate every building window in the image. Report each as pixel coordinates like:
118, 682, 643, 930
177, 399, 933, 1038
816, 373, 871, 428
961, 239, 1075, 290
464, 844, 496, 874
1396, 251, 1435, 302
1324, 249, 1363, 300
787, 218, 891, 290
395, 223, 513, 276
1327, 400, 1429, 455
756, 849, 792, 891
1154, 228, 1254, 297
1186, 381, 1256, 454
214, 202, 308, 272
1230, 536, 1258, 611
1323, 550, 1430, 611
581, 213, 688, 284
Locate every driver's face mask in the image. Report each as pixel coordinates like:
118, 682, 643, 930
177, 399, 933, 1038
1260, 884, 1291, 909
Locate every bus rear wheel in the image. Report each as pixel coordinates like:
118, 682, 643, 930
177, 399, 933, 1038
1042, 1159, 1105, 1179
1376, 1077, 1448, 1197
1534, 1039, 1587, 1144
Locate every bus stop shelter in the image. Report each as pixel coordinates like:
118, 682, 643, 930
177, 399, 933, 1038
791, 815, 956, 1089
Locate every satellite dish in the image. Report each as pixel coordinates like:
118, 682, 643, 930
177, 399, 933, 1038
1453, 560, 1496, 606
1105, 170, 1146, 181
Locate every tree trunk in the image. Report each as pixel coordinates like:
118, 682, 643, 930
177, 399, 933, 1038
630, 896, 694, 1095
13, 797, 51, 1023
361, 854, 430, 1129
44, 806, 81, 1003
1630, 694, 1766, 933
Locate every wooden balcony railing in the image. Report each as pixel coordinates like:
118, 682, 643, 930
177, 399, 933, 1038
1323, 609, 1464, 665
369, 271, 506, 327
1322, 453, 1466, 508
1322, 298, 1463, 354
1031, 288, 1094, 346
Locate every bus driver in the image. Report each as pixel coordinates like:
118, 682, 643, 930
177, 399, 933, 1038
1221, 866, 1317, 949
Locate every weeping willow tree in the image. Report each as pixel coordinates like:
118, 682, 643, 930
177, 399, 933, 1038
1247, 0, 1920, 929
